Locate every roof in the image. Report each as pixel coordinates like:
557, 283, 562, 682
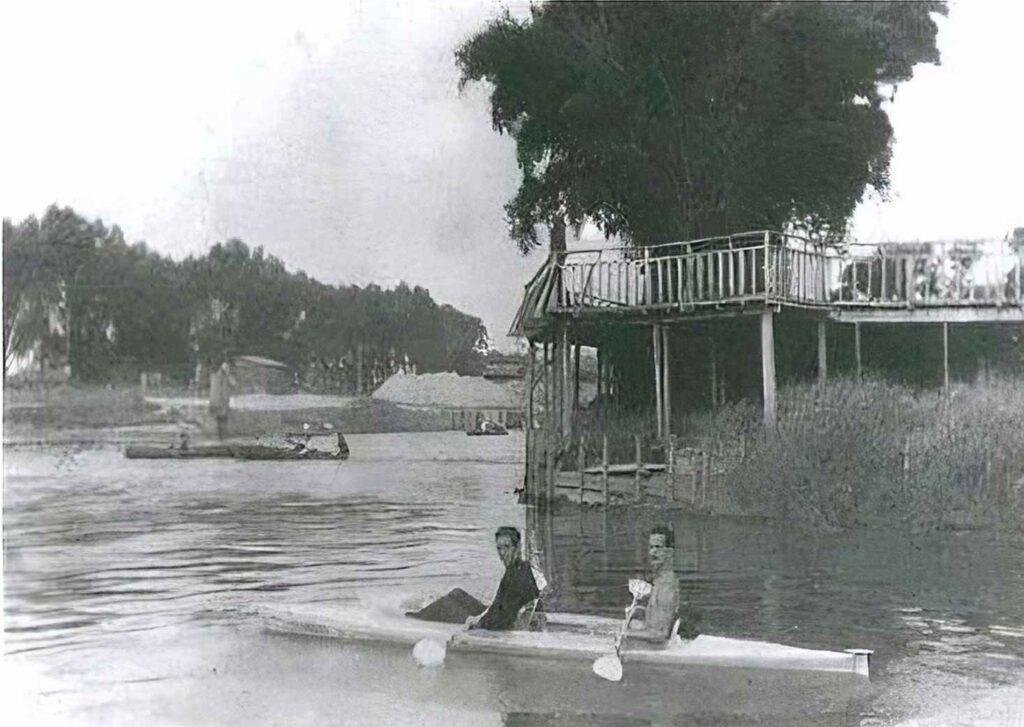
232, 355, 291, 369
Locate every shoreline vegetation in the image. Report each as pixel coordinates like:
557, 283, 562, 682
567, 376, 1024, 533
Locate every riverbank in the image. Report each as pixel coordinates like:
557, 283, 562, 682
2, 385, 505, 444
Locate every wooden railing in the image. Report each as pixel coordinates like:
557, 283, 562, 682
551, 233, 1023, 313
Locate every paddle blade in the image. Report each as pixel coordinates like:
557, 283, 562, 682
412, 638, 447, 668
592, 654, 623, 682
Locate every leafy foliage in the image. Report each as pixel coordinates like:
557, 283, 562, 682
456, 1, 946, 251
3, 206, 488, 388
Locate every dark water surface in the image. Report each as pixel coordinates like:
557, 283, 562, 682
4, 431, 1023, 726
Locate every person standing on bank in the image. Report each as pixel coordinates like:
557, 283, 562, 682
626, 525, 680, 643
209, 359, 236, 441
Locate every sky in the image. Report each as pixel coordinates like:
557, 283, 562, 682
2, 0, 1022, 350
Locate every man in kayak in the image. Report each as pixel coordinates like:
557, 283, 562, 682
626, 525, 679, 643
467, 526, 541, 631
407, 526, 542, 631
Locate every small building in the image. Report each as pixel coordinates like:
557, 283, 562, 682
230, 355, 295, 395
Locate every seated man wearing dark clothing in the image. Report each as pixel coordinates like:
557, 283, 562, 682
467, 526, 540, 631
406, 526, 541, 631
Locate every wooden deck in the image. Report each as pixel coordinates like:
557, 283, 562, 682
512, 232, 1024, 337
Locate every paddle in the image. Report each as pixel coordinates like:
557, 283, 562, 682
592, 578, 652, 682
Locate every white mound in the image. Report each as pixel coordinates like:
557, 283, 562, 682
372, 371, 520, 410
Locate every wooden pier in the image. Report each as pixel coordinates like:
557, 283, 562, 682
513, 231, 1024, 505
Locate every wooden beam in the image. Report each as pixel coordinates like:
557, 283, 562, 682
573, 343, 581, 416
652, 325, 663, 439
543, 342, 554, 502
830, 306, 1024, 324
662, 325, 672, 438
943, 322, 950, 395
854, 322, 862, 379
709, 334, 718, 410
817, 319, 827, 388
563, 329, 572, 436
761, 309, 777, 428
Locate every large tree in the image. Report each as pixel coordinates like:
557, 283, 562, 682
456, 1, 946, 251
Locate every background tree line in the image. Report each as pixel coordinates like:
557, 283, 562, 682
3, 205, 489, 391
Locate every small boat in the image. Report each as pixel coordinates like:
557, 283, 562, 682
255, 603, 871, 678
125, 445, 235, 459
467, 420, 509, 436
124, 443, 348, 461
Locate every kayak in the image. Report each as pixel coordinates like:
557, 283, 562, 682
256, 603, 871, 678
124, 444, 347, 461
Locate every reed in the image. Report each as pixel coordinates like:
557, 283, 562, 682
708, 377, 1024, 531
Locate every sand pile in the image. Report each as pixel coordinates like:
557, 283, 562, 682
372, 371, 520, 409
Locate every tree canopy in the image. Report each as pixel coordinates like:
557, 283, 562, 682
3, 206, 489, 388
456, 1, 946, 251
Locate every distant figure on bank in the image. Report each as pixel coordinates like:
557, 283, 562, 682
209, 360, 235, 440
626, 525, 680, 644
406, 526, 542, 631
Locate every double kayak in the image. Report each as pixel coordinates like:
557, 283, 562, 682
124, 444, 347, 461
256, 603, 872, 679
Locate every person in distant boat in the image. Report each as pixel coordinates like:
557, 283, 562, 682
209, 359, 236, 440
625, 525, 679, 644
178, 432, 190, 451
406, 526, 542, 631
289, 433, 312, 453
335, 432, 349, 458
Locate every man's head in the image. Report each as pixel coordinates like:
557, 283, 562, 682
648, 525, 675, 571
495, 526, 521, 567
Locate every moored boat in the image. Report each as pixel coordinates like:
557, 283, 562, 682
467, 420, 509, 436
124, 443, 348, 461
255, 603, 871, 678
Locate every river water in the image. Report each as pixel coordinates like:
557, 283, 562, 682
3, 431, 1023, 726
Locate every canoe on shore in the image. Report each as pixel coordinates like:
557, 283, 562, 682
124, 444, 348, 461
256, 603, 871, 679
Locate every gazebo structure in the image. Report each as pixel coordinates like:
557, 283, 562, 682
511, 231, 1024, 506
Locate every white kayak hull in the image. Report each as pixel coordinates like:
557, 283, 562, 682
257, 604, 871, 678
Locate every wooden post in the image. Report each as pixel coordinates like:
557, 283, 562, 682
578, 435, 586, 505
602, 433, 610, 506
761, 309, 777, 428
596, 348, 604, 398
543, 342, 554, 503
653, 325, 663, 440
573, 343, 581, 416
701, 441, 710, 507
817, 319, 827, 389
854, 322, 862, 379
634, 434, 642, 499
662, 325, 672, 438
943, 322, 950, 397
709, 334, 718, 410
356, 341, 364, 394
